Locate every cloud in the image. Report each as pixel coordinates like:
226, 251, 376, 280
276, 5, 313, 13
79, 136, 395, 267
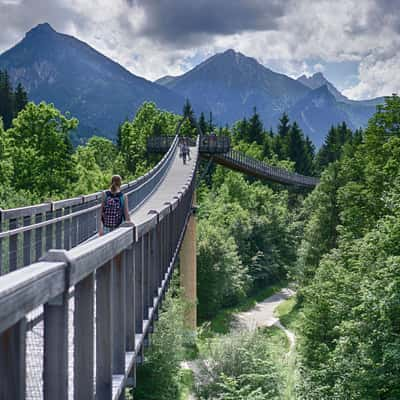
131, 0, 285, 47
0, 0, 398, 97
343, 45, 400, 99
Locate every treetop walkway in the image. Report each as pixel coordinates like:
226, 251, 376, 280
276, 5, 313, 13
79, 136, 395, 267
0, 116, 318, 400
147, 135, 319, 188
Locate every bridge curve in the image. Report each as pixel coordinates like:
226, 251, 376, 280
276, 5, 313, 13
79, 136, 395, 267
0, 119, 199, 399
147, 135, 319, 188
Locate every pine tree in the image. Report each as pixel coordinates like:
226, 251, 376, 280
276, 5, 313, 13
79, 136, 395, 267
183, 99, 194, 120
287, 122, 307, 173
208, 111, 215, 133
316, 122, 354, 172
198, 112, 207, 134
14, 83, 28, 115
0, 70, 14, 129
248, 107, 264, 145
116, 122, 123, 151
274, 112, 291, 159
304, 136, 316, 176
233, 117, 249, 143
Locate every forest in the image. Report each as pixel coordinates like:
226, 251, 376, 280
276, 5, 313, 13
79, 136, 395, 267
1, 70, 399, 399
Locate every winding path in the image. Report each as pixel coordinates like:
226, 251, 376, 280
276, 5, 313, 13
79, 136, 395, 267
181, 288, 296, 399
233, 287, 296, 350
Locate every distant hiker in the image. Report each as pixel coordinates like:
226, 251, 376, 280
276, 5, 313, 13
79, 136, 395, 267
185, 138, 191, 161
99, 175, 131, 235
179, 138, 189, 165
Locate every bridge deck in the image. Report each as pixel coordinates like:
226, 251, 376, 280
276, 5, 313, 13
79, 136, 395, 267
25, 145, 198, 400
131, 146, 198, 224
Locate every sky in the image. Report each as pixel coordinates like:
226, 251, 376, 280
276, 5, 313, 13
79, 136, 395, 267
0, 0, 399, 100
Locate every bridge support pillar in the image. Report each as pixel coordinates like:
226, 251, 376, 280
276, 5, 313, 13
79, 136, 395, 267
180, 193, 197, 331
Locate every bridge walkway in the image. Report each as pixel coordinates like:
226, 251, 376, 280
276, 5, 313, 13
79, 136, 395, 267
24, 144, 198, 400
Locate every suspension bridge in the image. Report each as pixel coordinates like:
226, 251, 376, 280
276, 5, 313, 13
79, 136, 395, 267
0, 117, 318, 400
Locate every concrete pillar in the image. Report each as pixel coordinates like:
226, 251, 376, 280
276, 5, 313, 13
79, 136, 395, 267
180, 193, 197, 330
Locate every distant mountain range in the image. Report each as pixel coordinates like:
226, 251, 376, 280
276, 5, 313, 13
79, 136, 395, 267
0, 24, 385, 146
0, 23, 184, 142
157, 50, 384, 146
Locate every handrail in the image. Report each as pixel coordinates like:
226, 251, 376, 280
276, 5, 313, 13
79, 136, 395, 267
219, 149, 319, 187
0, 117, 199, 399
147, 135, 319, 188
0, 135, 179, 273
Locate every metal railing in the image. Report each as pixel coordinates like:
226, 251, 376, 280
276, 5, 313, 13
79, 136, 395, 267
215, 149, 319, 188
147, 135, 230, 154
0, 135, 179, 274
148, 135, 319, 188
0, 122, 199, 400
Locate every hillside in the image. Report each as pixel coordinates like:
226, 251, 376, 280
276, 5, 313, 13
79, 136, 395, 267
0, 23, 184, 141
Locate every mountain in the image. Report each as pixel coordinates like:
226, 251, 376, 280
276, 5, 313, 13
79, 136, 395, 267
1, 26, 384, 146
297, 72, 348, 102
0, 23, 184, 141
158, 51, 383, 145
284, 85, 354, 147
158, 49, 310, 125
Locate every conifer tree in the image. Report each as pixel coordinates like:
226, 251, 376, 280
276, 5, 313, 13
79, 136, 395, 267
248, 107, 264, 145
208, 111, 215, 132
274, 112, 291, 159
0, 70, 14, 129
198, 111, 207, 134
14, 83, 28, 115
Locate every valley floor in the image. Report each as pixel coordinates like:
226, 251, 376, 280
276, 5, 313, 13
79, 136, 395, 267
182, 287, 297, 399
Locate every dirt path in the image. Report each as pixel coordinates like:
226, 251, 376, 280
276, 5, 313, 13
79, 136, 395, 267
233, 288, 295, 330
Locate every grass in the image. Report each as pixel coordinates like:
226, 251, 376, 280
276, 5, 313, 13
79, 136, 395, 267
200, 281, 288, 337
275, 295, 302, 332
274, 295, 304, 399
179, 369, 195, 400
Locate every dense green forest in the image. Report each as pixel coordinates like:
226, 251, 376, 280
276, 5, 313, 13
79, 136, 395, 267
1, 73, 399, 399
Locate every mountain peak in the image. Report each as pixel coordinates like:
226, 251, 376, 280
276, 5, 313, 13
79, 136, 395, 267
26, 23, 56, 37
297, 72, 348, 102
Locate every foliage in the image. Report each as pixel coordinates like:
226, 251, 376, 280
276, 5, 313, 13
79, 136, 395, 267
296, 95, 400, 399
134, 278, 194, 400
197, 170, 296, 320
315, 122, 359, 172
196, 330, 282, 399
0, 70, 28, 129
118, 102, 179, 177
6, 101, 78, 199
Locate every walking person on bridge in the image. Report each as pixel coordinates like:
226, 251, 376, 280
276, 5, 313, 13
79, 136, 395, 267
179, 138, 189, 165
99, 175, 131, 235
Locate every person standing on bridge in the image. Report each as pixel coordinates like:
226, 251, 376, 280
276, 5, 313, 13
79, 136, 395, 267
99, 175, 131, 235
179, 138, 189, 165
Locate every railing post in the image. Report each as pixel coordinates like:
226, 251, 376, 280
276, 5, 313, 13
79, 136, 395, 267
23, 215, 31, 267
64, 206, 71, 250
55, 207, 62, 249
0, 318, 26, 400
96, 260, 113, 400
112, 254, 126, 377
135, 237, 143, 337
179, 192, 197, 330
143, 233, 151, 320
74, 272, 95, 400
43, 291, 69, 400
125, 237, 135, 352
35, 213, 43, 261
45, 208, 53, 252
9, 218, 18, 271
125, 238, 136, 388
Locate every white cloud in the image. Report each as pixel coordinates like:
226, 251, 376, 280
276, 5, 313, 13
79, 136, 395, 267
343, 45, 400, 99
0, 0, 398, 97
